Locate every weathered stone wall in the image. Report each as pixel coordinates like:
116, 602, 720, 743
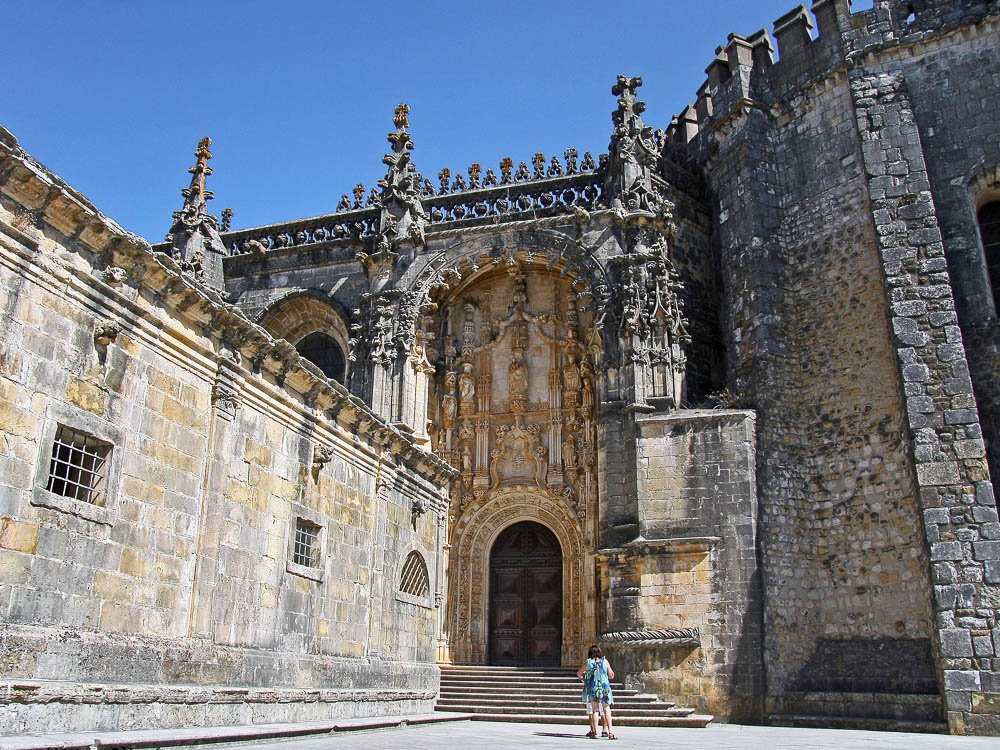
699, 67, 937, 714
865, 13, 1000, 506
0, 134, 451, 734
682, 0, 1000, 733
851, 68, 999, 735
600, 409, 761, 721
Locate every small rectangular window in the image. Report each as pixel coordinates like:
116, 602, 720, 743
46, 424, 112, 506
292, 518, 321, 569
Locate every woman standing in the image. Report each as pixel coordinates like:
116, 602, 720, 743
577, 644, 616, 739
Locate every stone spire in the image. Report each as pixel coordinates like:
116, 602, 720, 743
167, 137, 227, 290
377, 103, 427, 245
358, 104, 428, 290
604, 75, 663, 216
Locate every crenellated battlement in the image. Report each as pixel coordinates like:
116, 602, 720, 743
668, 0, 999, 148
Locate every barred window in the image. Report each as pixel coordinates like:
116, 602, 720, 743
978, 201, 1000, 311
399, 551, 430, 598
292, 518, 321, 569
46, 425, 112, 506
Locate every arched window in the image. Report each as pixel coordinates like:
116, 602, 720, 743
398, 551, 430, 602
978, 201, 1000, 312
296, 332, 346, 382
258, 294, 351, 384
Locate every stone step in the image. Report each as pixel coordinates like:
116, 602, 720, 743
441, 682, 644, 700
437, 664, 709, 728
438, 692, 670, 707
769, 713, 948, 734
441, 679, 620, 691
437, 710, 714, 728
441, 672, 617, 685
436, 702, 692, 717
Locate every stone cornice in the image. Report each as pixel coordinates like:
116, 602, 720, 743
0, 128, 457, 489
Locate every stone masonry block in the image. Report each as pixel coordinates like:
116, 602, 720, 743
973, 541, 1000, 561
917, 462, 961, 486
941, 628, 974, 657
973, 636, 995, 657
943, 670, 981, 692
931, 542, 963, 561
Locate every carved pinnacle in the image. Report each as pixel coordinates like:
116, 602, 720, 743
394, 103, 410, 130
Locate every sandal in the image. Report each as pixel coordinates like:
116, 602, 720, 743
607, 733, 617, 740
601, 731, 609, 737
586, 731, 597, 739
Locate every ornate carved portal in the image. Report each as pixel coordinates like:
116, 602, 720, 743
426, 259, 598, 666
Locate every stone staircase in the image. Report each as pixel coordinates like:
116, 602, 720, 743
436, 665, 713, 727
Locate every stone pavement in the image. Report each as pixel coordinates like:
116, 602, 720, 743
4, 719, 1000, 750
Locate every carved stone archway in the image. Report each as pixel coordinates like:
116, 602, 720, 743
258, 292, 352, 382
446, 488, 590, 667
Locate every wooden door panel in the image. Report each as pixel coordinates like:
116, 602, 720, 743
489, 522, 562, 666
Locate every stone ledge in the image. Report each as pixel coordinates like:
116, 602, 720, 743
0, 680, 435, 707
0, 713, 472, 750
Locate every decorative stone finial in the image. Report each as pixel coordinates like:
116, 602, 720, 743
499, 157, 514, 184
167, 137, 227, 289
605, 74, 664, 216
393, 102, 410, 130
375, 102, 427, 245
171, 137, 216, 233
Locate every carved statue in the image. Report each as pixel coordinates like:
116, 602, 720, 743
509, 349, 528, 398
441, 371, 458, 428
563, 353, 581, 393
459, 362, 476, 408
461, 444, 473, 474
581, 361, 596, 414
562, 435, 577, 469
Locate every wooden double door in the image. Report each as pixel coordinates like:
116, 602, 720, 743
489, 521, 562, 666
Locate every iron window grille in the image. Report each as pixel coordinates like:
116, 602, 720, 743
46, 424, 112, 506
292, 518, 321, 568
399, 551, 430, 598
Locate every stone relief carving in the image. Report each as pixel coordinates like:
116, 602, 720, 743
421, 259, 600, 529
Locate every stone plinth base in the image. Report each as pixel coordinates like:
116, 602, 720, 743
0, 681, 436, 735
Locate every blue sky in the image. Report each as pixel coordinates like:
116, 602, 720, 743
5, 1, 873, 242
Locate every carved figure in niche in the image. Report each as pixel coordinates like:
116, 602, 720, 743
580, 360, 596, 414
441, 371, 458, 428
459, 362, 476, 411
509, 349, 528, 398
562, 435, 577, 469
563, 352, 581, 393
461, 444, 473, 475
459, 419, 475, 443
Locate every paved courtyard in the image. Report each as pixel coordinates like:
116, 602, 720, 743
114, 721, 1000, 750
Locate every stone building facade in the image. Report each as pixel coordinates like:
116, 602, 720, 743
2, 0, 1000, 737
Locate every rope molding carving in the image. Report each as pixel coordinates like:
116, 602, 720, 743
599, 628, 701, 647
